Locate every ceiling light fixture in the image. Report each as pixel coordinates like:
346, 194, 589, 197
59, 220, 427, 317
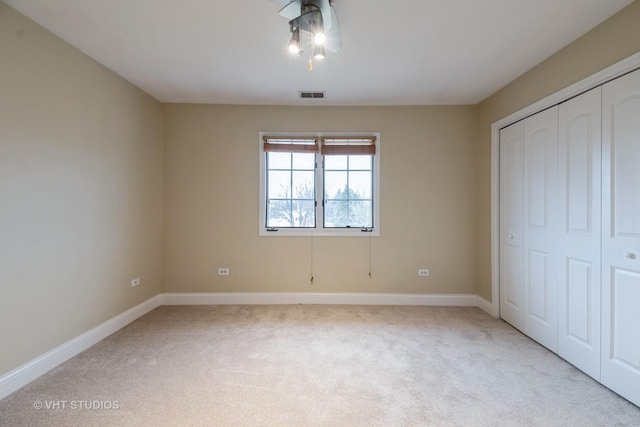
313, 45, 325, 60
276, 0, 342, 70
288, 27, 301, 54
314, 31, 326, 45
313, 17, 325, 45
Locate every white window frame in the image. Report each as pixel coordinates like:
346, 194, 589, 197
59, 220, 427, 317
259, 132, 381, 237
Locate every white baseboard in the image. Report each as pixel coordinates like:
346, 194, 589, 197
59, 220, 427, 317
161, 292, 479, 307
476, 296, 496, 317
0, 295, 162, 400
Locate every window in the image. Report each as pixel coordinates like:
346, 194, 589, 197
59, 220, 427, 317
264, 138, 317, 228
322, 139, 374, 228
259, 133, 380, 236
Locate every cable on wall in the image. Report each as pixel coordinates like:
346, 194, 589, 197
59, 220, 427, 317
362, 227, 373, 279
310, 233, 314, 285
369, 232, 372, 279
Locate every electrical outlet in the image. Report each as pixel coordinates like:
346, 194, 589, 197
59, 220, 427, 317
218, 268, 230, 276
418, 269, 430, 277
131, 277, 140, 287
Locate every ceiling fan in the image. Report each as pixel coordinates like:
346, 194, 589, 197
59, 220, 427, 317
273, 0, 342, 62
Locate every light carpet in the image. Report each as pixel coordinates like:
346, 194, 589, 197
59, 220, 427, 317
0, 305, 639, 426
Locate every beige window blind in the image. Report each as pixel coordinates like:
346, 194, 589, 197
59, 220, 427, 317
321, 136, 376, 155
263, 136, 319, 153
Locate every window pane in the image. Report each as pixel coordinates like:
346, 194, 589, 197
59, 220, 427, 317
292, 200, 315, 227
292, 171, 315, 199
268, 152, 291, 169
349, 155, 372, 170
324, 171, 347, 198
348, 201, 373, 227
324, 200, 348, 227
323, 153, 374, 228
267, 200, 292, 227
348, 171, 372, 199
266, 151, 315, 228
324, 200, 372, 227
324, 155, 347, 170
268, 171, 291, 198
292, 152, 315, 169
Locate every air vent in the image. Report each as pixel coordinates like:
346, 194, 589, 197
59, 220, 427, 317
299, 91, 325, 99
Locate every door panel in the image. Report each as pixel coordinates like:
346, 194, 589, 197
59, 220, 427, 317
602, 68, 640, 407
527, 249, 550, 323
610, 268, 640, 369
557, 87, 601, 380
611, 96, 640, 238
527, 130, 551, 229
500, 121, 524, 331
523, 107, 558, 352
504, 244, 523, 310
566, 258, 592, 345
566, 115, 591, 232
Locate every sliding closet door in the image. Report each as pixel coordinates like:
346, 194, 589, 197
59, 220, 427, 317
557, 87, 602, 380
500, 122, 525, 331
601, 68, 640, 407
523, 107, 559, 352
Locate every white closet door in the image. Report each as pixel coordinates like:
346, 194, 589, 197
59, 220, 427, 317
523, 107, 559, 352
557, 87, 602, 380
500, 121, 525, 331
601, 68, 640, 407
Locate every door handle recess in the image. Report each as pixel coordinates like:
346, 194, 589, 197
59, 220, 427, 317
626, 252, 637, 260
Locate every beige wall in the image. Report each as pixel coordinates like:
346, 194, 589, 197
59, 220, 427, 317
0, 2, 164, 375
163, 105, 478, 295
475, 0, 640, 300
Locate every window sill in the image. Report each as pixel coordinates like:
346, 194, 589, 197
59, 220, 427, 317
259, 228, 380, 237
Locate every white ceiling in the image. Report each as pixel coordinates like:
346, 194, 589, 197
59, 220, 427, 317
4, 0, 633, 105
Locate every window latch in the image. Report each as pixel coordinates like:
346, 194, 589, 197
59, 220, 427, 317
266, 227, 279, 232
361, 227, 373, 232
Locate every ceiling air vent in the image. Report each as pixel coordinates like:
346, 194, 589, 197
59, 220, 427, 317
299, 91, 325, 99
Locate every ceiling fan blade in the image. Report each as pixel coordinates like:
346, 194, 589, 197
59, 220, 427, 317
279, 0, 302, 20
324, 6, 341, 52
270, 0, 291, 4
